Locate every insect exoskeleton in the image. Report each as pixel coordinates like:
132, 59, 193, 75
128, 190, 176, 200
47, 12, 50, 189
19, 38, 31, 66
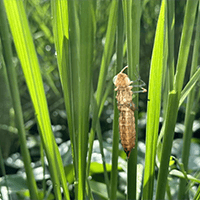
113, 66, 136, 159
113, 66, 146, 159
119, 106, 136, 158
113, 66, 133, 91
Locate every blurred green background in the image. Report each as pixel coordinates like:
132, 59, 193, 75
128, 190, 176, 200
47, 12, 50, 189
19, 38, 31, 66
0, 0, 200, 199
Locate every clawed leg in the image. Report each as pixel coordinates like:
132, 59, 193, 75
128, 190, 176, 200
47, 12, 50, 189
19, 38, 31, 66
114, 86, 119, 91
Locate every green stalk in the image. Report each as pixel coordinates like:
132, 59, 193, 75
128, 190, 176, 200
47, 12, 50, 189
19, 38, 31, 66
86, 0, 118, 187
86, 81, 113, 197
40, 142, 46, 198
160, 0, 173, 122
178, 1, 200, 199
194, 184, 200, 200
0, 1, 38, 199
123, 0, 133, 69
110, 1, 123, 199
91, 83, 113, 198
0, 144, 11, 199
127, 0, 141, 199
167, 0, 175, 91
156, 91, 179, 200
156, 0, 198, 199
96, 120, 110, 198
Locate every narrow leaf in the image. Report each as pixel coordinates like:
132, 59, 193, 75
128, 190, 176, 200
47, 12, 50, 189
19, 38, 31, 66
142, 1, 166, 199
3, 1, 66, 198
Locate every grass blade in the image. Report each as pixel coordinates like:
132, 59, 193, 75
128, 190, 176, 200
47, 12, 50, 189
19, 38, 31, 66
128, 1, 141, 199
53, 1, 95, 198
194, 185, 200, 200
156, 0, 199, 199
78, 1, 95, 199
179, 68, 200, 107
87, 0, 118, 190
178, 1, 200, 198
95, 0, 118, 105
67, 1, 80, 197
0, 1, 38, 199
110, 1, 123, 199
3, 0, 68, 198
51, 2, 71, 199
167, 0, 175, 91
155, 91, 179, 200
174, 0, 199, 97
142, 1, 166, 199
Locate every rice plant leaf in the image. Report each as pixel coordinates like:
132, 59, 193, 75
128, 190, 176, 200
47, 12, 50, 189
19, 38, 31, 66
51, 2, 72, 198
174, 0, 199, 97
87, 1, 118, 195
179, 67, 200, 107
67, 3, 80, 193
142, 0, 166, 199
110, 1, 123, 199
0, 1, 38, 199
51, 0, 74, 148
156, 91, 179, 199
156, 1, 199, 199
193, 185, 200, 200
95, 0, 118, 105
78, 1, 95, 198
170, 170, 200, 184
178, 1, 200, 198
89, 180, 125, 200
167, 0, 175, 90
87, 81, 112, 195
3, 1, 66, 198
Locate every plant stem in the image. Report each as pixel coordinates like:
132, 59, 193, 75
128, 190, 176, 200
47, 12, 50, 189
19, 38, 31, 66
110, 1, 123, 199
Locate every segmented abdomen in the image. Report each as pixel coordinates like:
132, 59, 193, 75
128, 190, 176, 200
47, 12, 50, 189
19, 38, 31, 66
116, 86, 136, 159
119, 106, 135, 158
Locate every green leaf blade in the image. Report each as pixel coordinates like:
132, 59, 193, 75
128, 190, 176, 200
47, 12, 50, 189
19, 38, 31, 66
4, 1, 68, 199
142, 0, 166, 199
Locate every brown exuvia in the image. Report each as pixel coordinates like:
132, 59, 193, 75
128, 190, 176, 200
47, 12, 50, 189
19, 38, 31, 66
113, 66, 146, 159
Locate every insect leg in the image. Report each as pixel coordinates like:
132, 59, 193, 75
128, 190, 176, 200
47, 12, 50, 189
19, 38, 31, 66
114, 86, 119, 91
132, 79, 146, 87
132, 87, 147, 93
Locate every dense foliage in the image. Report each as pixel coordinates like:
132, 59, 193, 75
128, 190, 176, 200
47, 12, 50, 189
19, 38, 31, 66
0, 0, 200, 199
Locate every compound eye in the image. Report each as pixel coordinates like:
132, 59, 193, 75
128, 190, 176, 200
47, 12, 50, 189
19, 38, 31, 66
113, 75, 117, 84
